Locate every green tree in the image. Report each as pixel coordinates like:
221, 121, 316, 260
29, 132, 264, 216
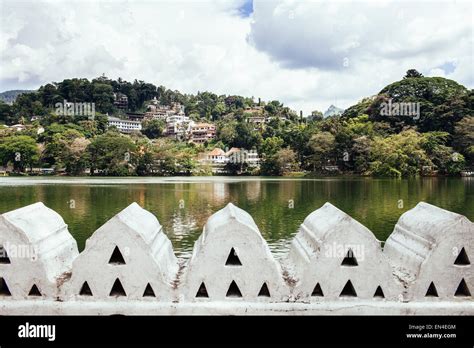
260, 136, 284, 175
369, 130, 431, 177
275, 148, 299, 175
0, 101, 12, 124
404, 69, 424, 79
421, 132, 465, 174
371, 76, 468, 133
234, 122, 262, 149
264, 100, 282, 115
42, 129, 90, 174
91, 83, 114, 113
308, 131, 335, 170
94, 114, 109, 134
0, 135, 39, 172
352, 136, 372, 173
176, 151, 196, 175
216, 120, 237, 147
87, 132, 137, 176
453, 116, 474, 166
142, 119, 165, 139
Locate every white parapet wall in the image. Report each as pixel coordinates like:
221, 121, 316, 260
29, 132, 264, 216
285, 203, 403, 302
0, 203, 79, 300
384, 202, 473, 302
0, 201, 472, 315
180, 203, 289, 302
66, 203, 178, 301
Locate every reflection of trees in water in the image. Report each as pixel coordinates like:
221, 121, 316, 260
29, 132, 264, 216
245, 181, 262, 202
0, 178, 469, 258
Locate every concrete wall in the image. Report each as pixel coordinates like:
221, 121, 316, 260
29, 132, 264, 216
285, 203, 403, 301
181, 203, 288, 302
384, 202, 473, 302
66, 203, 178, 301
0, 203, 78, 300
0, 201, 472, 315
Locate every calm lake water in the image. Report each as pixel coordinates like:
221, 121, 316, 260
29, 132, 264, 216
0, 177, 472, 259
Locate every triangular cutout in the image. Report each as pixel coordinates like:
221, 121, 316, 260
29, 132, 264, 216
109, 278, 127, 297
258, 283, 271, 297
341, 249, 358, 266
28, 284, 42, 297
225, 248, 242, 266
425, 282, 438, 297
311, 283, 324, 297
143, 283, 156, 297
454, 278, 471, 297
108, 246, 126, 265
226, 280, 243, 298
339, 280, 357, 297
0, 245, 11, 264
454, 247, 470, 266
0, 277, 12, 296
79, 281, 93, 296
373, 286, 385, 298
195, 282, 209, 298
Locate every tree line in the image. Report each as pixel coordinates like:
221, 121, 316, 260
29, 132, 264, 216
0, 70, 472, 177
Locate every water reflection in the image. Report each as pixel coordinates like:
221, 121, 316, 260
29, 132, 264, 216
0, 177, 471, 259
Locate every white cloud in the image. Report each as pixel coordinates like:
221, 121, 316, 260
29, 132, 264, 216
0, 0, 472, 114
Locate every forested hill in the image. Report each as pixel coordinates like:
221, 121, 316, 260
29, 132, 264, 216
0, 76, 299, 125
0, 70, 472, 177
0, 90, 34, 104
343, 70, 471, 135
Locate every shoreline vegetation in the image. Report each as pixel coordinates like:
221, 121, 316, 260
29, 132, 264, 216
0, 70, 472, 178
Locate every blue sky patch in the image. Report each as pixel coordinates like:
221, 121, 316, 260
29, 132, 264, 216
238, 0, 253, 17
436, 61, 456, 74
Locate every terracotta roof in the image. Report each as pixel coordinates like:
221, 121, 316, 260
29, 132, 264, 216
225, 147, 240, 156
193, 123, 215, 128
208, 148, 225, 156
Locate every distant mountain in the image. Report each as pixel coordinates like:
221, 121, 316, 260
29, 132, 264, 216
0, 90, 34, 104
323, 104, 344, 118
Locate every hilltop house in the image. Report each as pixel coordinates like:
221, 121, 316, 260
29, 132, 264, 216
145, 101, 185, 120
189, 123, 216, 144
247, 116, 267, 131
113, 93, 128, 110
206, 148, 227, 163
166, 116, 194, 139
107, 116, 142, 133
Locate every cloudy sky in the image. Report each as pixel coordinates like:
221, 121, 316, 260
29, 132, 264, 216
0, 0, 472, 114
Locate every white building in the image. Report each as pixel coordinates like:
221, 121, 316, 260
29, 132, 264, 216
189, 123, 216, 144
206, 148, 227, 164
198, 147, 261, 174
165, 114, 193, 139
107, 116, 142, 133
166, 113, 189, 124
8, 124, 27, 132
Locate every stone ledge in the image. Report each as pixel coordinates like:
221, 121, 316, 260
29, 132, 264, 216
1, 201, 472, 315
1, 300, 473, 315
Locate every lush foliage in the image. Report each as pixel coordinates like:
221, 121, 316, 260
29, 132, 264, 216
0, 70, 472, 177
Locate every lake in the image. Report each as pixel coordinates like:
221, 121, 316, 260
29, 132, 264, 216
0, 177, 472, 259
